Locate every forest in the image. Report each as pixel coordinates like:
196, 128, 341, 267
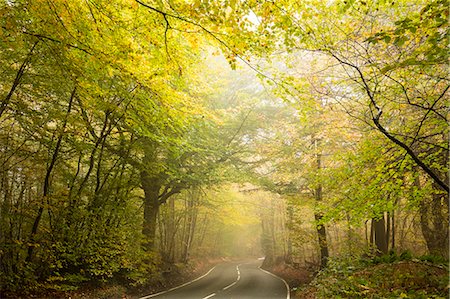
0, 0, 448, 298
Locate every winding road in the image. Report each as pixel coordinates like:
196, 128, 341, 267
139, 259, 290, 299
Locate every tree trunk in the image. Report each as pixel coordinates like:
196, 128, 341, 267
391, 210, 395, 250
415, 176, 449, 258
315, 212, 329, 268
373, 216, 388, 255
182, 190, 198, 263
261, 218, 275, 267
285, 206, 293, 264
370, 219, 375, 246
141, 170, 161, 252
365, 220, 369, 246
346, 212, 352, 253
314, 146, 329, 268
385, 212, 390, 252
419, 189, 449, 257
26, 87, 75, 262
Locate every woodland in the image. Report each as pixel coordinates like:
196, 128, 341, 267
0, 0, 448, 298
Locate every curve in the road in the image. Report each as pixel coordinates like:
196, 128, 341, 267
139, 259, 290, 299
213, 261, 289, 299
220, 265, 241, 292
258, 266, 290, 299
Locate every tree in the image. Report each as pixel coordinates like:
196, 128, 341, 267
244, 0, 448, 258
0, 0, 247, 290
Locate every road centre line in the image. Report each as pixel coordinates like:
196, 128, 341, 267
258, 266, 291, 299
220, 263, 242, 291
222, 281, 237, 290
202, 292, 216, 299
221, 265, 240, 291
139, 265, 217, 299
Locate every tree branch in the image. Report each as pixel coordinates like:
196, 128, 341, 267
21, 30, 92, 55
0, 40, 39, 118
329, 52, 449, 193
134, 0, 283, 86
159, 184, 183, 205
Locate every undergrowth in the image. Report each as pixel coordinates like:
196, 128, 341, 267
296, 252, 449, 299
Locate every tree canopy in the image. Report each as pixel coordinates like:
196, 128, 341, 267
0, 0, 448, 297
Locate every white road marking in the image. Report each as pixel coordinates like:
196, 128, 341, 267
221, 264, 241, 291
202, 292, 216, 299
222, 281, 237, 290
139, 266, 217, 299
141, 261, 284, 299
258, 266, 291, 299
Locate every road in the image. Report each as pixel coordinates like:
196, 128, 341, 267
139, 259, 289, 299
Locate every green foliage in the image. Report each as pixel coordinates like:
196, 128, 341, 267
0, 0, 215, 293
362, 250, 413, 265
307, 256, 448, 298
366, 0, 449, 64
418, 255, 449, 267
1, 0, 449, 296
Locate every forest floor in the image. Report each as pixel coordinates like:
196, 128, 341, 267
290, 259, 449, 299
263, 262, 315, 296
6, 256, 447, 298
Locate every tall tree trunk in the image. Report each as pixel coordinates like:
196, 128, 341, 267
315, 211, 329, 268
314, 146, 329, 268
167, 197, 176, 262
346, 212, 353, 253
373, 215, 388, 255
370, 219, 375, 246
26, 86, 75, 262
182, 189, 198, 263
385, 212, 390, 252
365, 220, 369, 246
261, 218, 275, 268
415, 176, 449, 257
285, 206, 293, 264
197, 216, 209, 250
270, 199, 277, 263
141, 170, 161, 252
419, 187, 449, 257
391, 210, 395, 251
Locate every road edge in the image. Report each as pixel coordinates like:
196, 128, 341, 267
138, 265, 217, 299
258, 266, 291, 299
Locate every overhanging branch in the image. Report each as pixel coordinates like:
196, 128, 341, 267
329, 52, 449, 193
134, 0, 282, 86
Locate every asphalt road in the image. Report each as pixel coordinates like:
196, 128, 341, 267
139, 259, 289, 299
